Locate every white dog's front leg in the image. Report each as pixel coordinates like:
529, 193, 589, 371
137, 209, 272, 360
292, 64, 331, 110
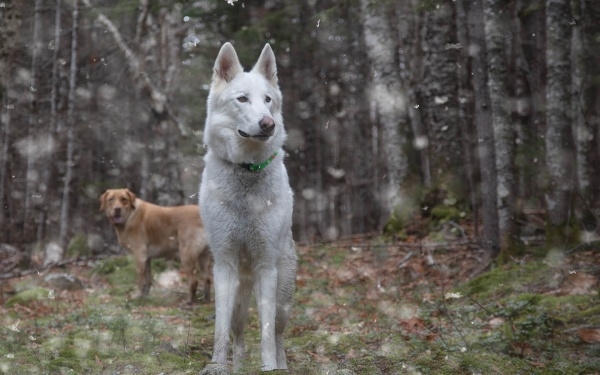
254, 267, 278, 370
212, 261, 239, 365
232, 277, 252, 372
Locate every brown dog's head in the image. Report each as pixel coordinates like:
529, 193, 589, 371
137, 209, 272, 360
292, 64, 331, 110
99, 188, 137, 226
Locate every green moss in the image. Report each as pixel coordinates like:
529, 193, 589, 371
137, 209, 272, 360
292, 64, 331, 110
456, 260, 550, 300
410, 349, 533, 374
6, 287, 51, 307
430, 205, 461, 223
92, 255, 132, 275
545, 221, 581, 249
382, 210, 406, 237
66, 233, 91, 257
569, 299, 600, 324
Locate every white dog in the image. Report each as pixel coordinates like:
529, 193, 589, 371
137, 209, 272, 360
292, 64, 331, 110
199, 42, 297, 372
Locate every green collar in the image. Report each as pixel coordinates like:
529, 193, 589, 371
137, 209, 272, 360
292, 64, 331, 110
239, 151, 278, 172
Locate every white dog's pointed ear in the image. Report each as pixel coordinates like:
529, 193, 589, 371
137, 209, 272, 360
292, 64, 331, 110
213, 42, 243, 83
252, 43, 278, 85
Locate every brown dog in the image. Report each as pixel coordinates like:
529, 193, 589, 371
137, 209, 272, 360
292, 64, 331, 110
99, 188, 211, 304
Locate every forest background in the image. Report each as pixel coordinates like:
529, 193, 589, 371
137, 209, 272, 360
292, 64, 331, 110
1, 0, 600, 265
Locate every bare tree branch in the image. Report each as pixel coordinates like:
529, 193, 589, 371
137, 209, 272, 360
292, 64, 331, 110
81, 0, 167, 116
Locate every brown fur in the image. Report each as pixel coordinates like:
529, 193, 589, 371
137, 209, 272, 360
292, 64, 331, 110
99, 188, 211, 304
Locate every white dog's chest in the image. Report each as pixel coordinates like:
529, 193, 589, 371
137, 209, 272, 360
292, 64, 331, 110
200, 164, 293, 254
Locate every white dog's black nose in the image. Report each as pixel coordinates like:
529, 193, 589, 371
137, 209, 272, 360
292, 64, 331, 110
238, 116, 275, 139
259, 116, 275, 135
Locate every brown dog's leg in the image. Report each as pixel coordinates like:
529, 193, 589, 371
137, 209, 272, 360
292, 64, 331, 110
134, 255, 152, 297
189, 278, 199, 305
181, 248, 199, 304
201, 250, 212, 303
203, 274, 211, 303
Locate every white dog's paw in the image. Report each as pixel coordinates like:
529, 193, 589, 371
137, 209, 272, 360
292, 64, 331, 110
199, 363, 230, 375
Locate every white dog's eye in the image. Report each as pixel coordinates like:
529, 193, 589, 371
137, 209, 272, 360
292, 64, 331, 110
237, 96, 248, 103
265, 96, 271, 103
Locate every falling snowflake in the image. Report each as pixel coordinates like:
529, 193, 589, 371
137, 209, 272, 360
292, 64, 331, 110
444, 292, 462, 300
9, 320, 20, 332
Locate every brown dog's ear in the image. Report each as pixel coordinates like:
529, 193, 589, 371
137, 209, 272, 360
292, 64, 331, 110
99, 191, 108, 211
125, 189, 137, 207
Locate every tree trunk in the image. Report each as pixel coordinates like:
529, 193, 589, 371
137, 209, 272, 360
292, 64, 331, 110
417, 2, 462, 190
24, 0, 43, 236
466, 0, 501, 266
455, 0, 480, 238
511, 0, 536, 215
0, 0, 21, 242
360, 0, 408, 217
545, 0, 575, 244
59, 1, 79, 248
574, 0, 600, 217
38, 0, 62, 244
404, 0, 431, 188
0, 88, 11, 242
483, 0, 517, 251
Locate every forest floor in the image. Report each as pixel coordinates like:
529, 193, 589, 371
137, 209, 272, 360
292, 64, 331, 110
1, 224, 599, 374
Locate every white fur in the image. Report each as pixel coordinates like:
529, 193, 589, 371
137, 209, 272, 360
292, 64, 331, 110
199, 42, 297, 372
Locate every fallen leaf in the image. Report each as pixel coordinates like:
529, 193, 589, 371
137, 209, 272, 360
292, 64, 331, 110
399, 317, 426, 333
578, 328, 600, 344
560, 272, 598, 295
510, 342, 533, 357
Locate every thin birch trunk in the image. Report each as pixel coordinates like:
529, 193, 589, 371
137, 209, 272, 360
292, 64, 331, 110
134, 0, 149, 45
24, 0, 43, 233
0, 89, 10, 240
38, 0, 62, 243
161, 6, 183, 203
545, 0, 575, 243
455, 0, 479, 238
59, 1, 78, 248
51, 0, 61, 132
484, 0, 517, 251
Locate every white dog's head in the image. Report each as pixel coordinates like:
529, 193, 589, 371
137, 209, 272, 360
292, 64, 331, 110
204, 43, 286, 165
